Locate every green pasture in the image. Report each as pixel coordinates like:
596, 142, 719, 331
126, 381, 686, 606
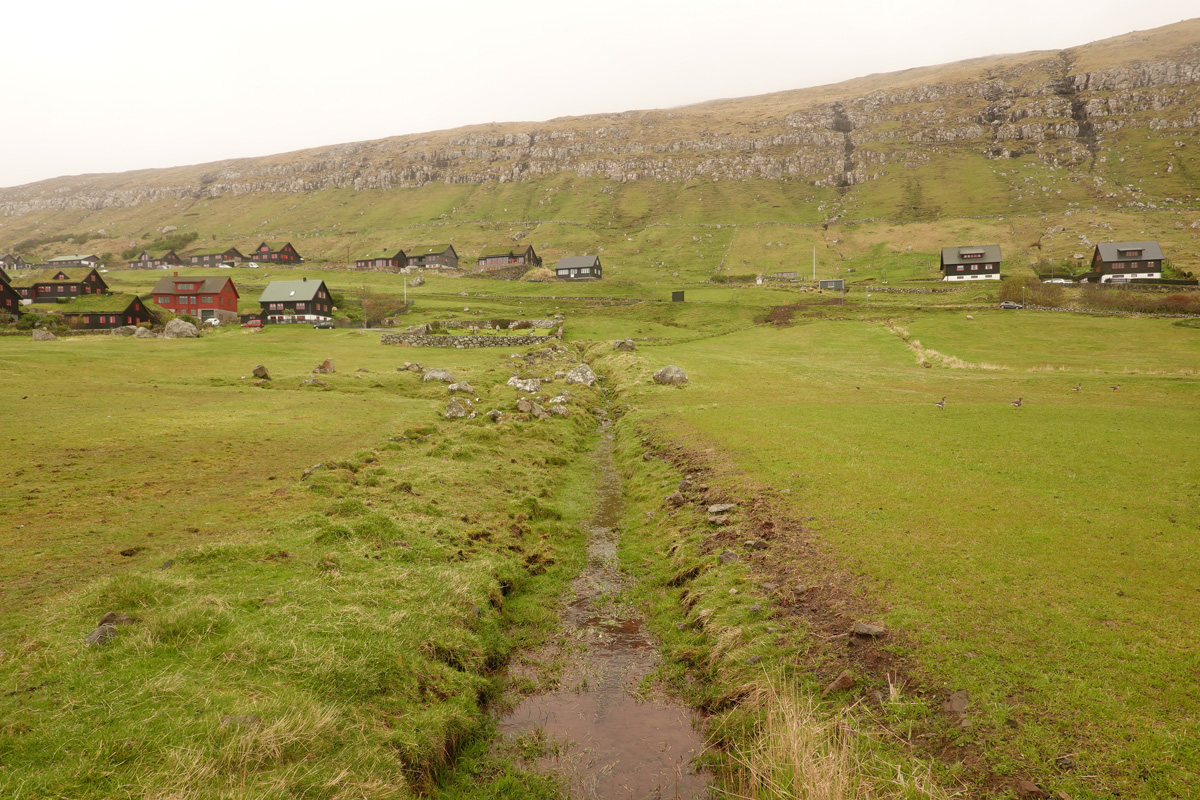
0, 324, 607, 798
614, 311, 1200, 798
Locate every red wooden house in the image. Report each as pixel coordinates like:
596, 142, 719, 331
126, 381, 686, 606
151, 273, 240, 322
8, 267, 110, 303
248, 242, 303, 264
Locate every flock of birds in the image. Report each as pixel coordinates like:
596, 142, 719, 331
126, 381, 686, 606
935, 383, 1120, 410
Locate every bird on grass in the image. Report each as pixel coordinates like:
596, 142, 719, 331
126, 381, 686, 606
1071, 383, 1081, 392
1110, 385, 1120, 391
1011, 397, 1023, 408
934, 396, 946, 410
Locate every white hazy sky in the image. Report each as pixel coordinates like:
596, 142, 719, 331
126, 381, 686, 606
1, 1, 1195, 188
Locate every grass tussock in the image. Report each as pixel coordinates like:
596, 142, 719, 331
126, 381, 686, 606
887, 323, 1005, 370
721, 680, 950, 800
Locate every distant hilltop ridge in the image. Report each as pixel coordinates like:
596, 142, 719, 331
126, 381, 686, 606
1, 18, 1197, 217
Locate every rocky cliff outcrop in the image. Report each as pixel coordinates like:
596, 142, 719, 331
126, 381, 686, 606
2, 22, 1197, 217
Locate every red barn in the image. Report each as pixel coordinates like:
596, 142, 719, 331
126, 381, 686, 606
151, 273, 241, 322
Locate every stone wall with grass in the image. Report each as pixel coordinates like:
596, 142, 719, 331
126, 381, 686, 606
381, 332, 555, 348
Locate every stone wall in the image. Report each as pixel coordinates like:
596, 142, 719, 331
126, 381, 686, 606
381, 332, 555, 348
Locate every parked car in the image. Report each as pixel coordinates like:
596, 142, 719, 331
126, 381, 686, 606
240, 319, 264, 328
1000, 301, 1023, 309
313, 321, 334, 329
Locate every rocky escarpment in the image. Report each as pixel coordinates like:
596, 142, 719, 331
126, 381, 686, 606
1, 22, 1197, 217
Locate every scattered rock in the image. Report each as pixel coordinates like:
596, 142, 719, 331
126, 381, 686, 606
666, 492, 685, 507
300, 378, 327, 387
219, 714, 262, 729
162, 319, 199, 339
159, 559, 175, 571
516, 397, 534, 414
852, 622, 887, 637
1015, 779, 1048, 799
708, 503, 736, 514
761, 582, 780, 592
313, 358, 336, 374
708, 515, 731, 525
133, 327, 157, 338
1054, 756, 1077, 772
653, 365, 689, 385
507, 376, 541, 393
252, 365, 271, 380
448, 381, 476, 395
486, 409, 502, 423
444, 398, 474, 419
548, 403, 570, 418
746, 654, 762, 665
98, 612, 135, 626
612, 339, 636, 351
565, 364, 597, 386
112, 325, 137, 337
301, 463, 326, 479
744, 539, 768, 551
821, 670, 855, 696
84, 625, 117, 647
32, 330, 57, 341
252, 379, 268, 387
118, 546, 145, 557
749, 603, 762, 613
718, 550, 738, 563
944, 689, 970, 716
423, 368, 455, 383
548, 394, 572, 406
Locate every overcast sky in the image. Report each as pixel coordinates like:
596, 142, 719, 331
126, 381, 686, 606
1, 1, 1195, 188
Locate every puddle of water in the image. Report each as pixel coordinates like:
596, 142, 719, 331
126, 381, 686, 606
499, 428, 709, 799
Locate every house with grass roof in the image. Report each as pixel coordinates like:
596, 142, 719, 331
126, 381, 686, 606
355, 250, 407, 271
406, 244, 458, 270
478, 245, 541, 270
257, 277, 333, 323
1084, 241, 1164, 283
0, 277, 22, 318
8, 267, 110, 304
27, 293, 164, 330
554, 255, 603, 280
940, 245, 1001, 281
248, 241, 303, 264
151, 273, 240, 322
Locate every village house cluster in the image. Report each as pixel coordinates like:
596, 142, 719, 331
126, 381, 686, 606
352, 243, 603, 281
940, 240, 1166, 283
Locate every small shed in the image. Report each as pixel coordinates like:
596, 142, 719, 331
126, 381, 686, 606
818, 279, 844, 291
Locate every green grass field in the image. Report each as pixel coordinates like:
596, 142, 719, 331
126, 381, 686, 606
611, 308, 1200, 798
2, 281, 1198, 798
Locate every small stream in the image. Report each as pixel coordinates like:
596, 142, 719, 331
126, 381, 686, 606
499, 425, 709, 799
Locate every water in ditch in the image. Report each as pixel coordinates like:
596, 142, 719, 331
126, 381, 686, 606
499, 426, 709, 799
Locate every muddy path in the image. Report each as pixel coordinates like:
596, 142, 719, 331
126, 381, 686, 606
499, 424, 710, 799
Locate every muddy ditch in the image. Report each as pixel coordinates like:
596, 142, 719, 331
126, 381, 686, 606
498, 424, 710, 799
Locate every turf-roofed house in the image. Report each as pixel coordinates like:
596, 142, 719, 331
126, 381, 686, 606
355, 250, 407, 271
151, 273, 241, 323
554, 254, 603, 280
128, 249, 185, 269
188, 248, 245, 267
405, 244, 459, 271
27, 293, 164, 330
7, 267, 110, 303
1084, 241, 1165, 283
940, 245, 1002, 281
257, 278, 333, 323
0, 273, 22, 318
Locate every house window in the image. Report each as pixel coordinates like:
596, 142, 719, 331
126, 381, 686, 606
971, 264, 979, 271
57, 285, 63, 292
201, 296, 213, 303
296, 303, 306, 310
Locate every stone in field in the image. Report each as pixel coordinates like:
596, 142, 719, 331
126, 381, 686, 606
507, 376, 541, 393
852, 622, 887, 637
423, 368, 455, 383
32, 330, 57, 341
613, 339, 636, 351
565, 364, 597, 386
448, 381, 475, 395
821, 670, 855, 696
252, 365, 271, 380
444, 398, 473, 419
84, 625, 117, 647
162, 319, 198, 339
653, 365, 689, 385
708, 503, 736, 514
